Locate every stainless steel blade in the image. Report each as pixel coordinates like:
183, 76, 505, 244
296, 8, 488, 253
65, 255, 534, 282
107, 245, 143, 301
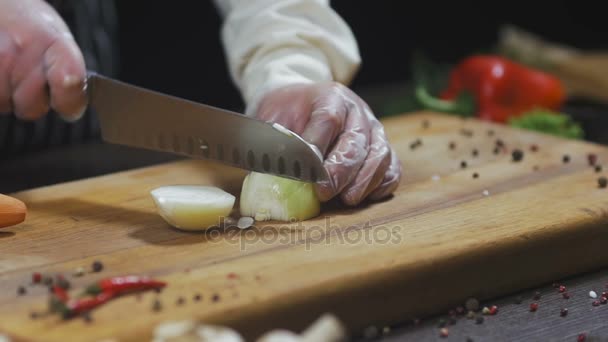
86, 72, 328, 183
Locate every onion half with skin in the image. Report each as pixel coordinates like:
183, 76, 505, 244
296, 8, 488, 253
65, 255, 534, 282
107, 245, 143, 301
150, 185, 235, 231
239, 172, 320, 222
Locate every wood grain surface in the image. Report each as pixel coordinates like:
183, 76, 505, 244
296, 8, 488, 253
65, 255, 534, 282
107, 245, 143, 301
1, 112, 608, 342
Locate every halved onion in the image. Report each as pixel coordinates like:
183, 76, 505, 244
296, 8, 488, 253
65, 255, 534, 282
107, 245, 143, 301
239, 172, 320, 222
150, 185, 235, 231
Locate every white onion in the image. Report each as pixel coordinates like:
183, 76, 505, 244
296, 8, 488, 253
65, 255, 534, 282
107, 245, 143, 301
150, 185, 235, 231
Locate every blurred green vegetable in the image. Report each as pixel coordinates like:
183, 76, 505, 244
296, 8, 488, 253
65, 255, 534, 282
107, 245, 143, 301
508, 110, 584, 139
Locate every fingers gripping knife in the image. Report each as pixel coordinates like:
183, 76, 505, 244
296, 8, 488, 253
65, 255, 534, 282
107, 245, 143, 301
85, 72, 329, 184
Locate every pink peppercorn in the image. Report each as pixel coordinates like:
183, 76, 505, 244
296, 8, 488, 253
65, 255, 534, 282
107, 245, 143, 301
530, 303, 539, 312
32, 273, 42, 284
588, 154, 598, 166
600, 297, 607, 305
489, 305, 498, 315
559, 285, 566, 293
563, 292, 571, 299
227, 273, 238, 279
592, 300, 600, 307
578, 333, 586, 342
439, 328, 449, 338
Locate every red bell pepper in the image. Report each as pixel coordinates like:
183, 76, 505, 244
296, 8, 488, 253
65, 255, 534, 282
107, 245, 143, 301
418, 55, 566, 123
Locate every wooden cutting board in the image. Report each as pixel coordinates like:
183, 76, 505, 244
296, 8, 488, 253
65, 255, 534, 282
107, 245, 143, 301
2, 112, 608, 342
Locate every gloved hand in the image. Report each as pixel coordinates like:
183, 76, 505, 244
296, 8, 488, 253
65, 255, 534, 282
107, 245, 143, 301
253, 82, 402, 206
0, 0, 87, 120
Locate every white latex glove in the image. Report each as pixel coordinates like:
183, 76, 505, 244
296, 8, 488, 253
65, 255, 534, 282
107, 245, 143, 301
254, 82, 402, 206
0, 0, 87, 120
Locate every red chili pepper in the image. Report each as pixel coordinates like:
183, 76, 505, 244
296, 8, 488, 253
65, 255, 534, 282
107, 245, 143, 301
63, 292, 115, 318
84, 275, 166, 296
418, 55, 566, 123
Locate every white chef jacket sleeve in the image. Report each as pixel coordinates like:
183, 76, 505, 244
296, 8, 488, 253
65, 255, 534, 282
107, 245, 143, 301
212, 0, 362, 114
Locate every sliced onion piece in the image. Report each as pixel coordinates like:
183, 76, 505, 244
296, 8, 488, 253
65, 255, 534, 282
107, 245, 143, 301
239, 172, 320, 222
150, 185, 235, 231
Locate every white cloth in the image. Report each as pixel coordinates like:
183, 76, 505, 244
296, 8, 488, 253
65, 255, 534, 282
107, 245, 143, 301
212, 0, 361, 114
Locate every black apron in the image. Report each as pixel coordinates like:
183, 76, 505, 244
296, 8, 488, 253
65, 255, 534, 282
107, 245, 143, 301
0, 0, 119, 160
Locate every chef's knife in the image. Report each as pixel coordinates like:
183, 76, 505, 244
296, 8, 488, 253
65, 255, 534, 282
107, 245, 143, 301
86, 72, 328, 183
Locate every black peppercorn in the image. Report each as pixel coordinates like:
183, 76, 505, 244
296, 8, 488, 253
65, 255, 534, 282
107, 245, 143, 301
194, 294, 202, 302
596, 165, 603, 173
473, 173, 479, 179
92, 261, 103, 273
560, 308, 568, 317
449, 142, 456, 150
461, 161, 467, 169
176, 297, 185, 306
512, 149, 524, 162
17, 286, 26, 296
495, 139, 504, 147
472, 149, 479, 157
152, 299, 162, 312
598, 177, 607, 189
212, 294, 220, 302
563, 155, 570, 163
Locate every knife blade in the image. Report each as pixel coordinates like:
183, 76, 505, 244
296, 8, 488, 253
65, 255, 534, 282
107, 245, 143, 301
86, 72, 328, 183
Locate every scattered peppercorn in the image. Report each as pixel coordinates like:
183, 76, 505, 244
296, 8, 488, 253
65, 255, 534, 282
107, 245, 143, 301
439, 328, 449, 338
17, 286, 26, 296
533, 165, 540, 172
193, 294, 202, 302
83, 312, 93, 323
495, 139, 504, 147
92, 261, 103, 273
578, 333, 587, 342
592, 300, 600, 307
472, 149, 479, 157
600, 297, 607, 305
598, 177, 607, 189
563, 155, 570, 163
493, 147, 500, 155
530, 144, 538, 152
449, 142, 456, 150
460, 129, 473, 137
73, 267, 85, 277
482, 307, 491, 315
422, 120, 430, 129
227, 273, 238, 279
42, 276, 53, 286
488, 305, 498, 315
475, 316, 484, 324
559, 285, 566, 293
466, 311, 475, 319
530, 303, 539, 312
588, 154, 598, 166
176, 297, 185, 306
212, 294, 220, 302
461, 161, 468, 169
152, 299, 162, 312
29, 312, 39, 320
560, 308, 568, 317
601, 291, 607, 298
533, 291, 541, 300
32, 273, 42, 284
595, 165, 603, 173
512, 149, 524, 162
563, 292, 570, 299
473, 173, 479, 179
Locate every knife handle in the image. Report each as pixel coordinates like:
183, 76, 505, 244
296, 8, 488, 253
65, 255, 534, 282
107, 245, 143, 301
0, 194, 26, 228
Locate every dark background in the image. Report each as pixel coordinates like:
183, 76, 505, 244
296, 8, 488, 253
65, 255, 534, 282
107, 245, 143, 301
114, 1, 608, 113
3, 0, 608, 193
